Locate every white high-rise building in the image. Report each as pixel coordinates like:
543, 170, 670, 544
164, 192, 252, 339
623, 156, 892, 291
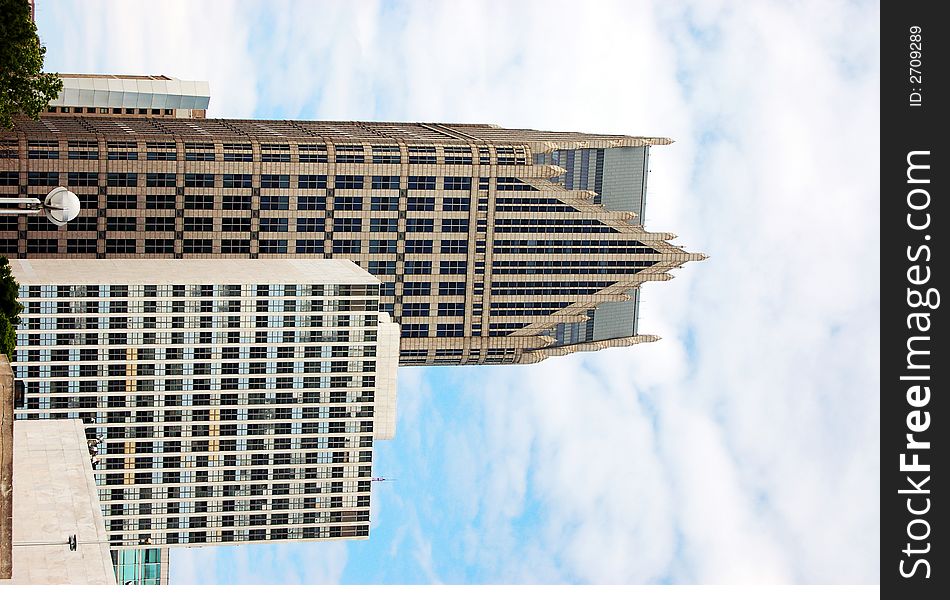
9, 259, 398, 550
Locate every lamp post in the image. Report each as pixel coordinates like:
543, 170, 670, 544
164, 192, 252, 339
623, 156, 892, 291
0, 187, 81, 226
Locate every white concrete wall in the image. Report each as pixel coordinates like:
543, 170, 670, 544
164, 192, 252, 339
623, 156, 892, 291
1, 420, 115, 585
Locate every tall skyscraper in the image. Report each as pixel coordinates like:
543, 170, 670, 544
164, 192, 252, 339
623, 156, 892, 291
0, 116, 703, 366
9, 259, 399, 550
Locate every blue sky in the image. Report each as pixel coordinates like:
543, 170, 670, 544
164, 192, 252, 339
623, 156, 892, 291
35, 0, 880, 584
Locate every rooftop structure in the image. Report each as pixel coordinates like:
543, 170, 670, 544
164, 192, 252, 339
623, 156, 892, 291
41, 75, 210, 119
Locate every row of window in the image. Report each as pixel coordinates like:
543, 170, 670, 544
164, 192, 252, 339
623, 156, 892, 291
27, 142, 520, 163
92, 216, 471, 233
20, 375, 376, 393
2, 172, 530, 191
15, 390, 375, 409
401, 323, 488, 338
110, 524, 369, 545
367, 261, 466, 275
23, 141, 525, 164
493, 239, 653, 254
399, 282, 467, 296
44, 106, 176, 117
11, 238, 474, 255
20, 283, 372, 298
18, 328, 378, 347
399, 302, 465, 317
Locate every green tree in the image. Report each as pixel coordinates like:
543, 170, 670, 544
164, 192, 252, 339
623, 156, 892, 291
0, 313, 15, 357
0, 256, 22, 357
0, 0, 63, 129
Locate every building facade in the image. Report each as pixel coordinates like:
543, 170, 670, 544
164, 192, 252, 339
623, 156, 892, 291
40, 75, 211, 120
8, 259, 399, 550
0, 117, 703, 366
0, 418, 116, 585
112, 548, 168, 585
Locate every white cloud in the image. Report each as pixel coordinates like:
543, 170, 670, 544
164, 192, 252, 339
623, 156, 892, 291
384, 0, 880, 585
38, 0, 260, 117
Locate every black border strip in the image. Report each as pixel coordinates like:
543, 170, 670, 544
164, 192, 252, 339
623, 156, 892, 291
882, 2, 946, 596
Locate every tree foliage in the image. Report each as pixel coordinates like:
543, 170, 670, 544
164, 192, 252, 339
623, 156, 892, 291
0, 0, 63, 129
0, 256, 22, 357
0, 313, 15, 358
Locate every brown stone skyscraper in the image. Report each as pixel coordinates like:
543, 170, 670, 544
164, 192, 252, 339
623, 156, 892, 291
1, 116, 703, 366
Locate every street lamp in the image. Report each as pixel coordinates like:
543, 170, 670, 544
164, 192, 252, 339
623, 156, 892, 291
0, 187, 81, 226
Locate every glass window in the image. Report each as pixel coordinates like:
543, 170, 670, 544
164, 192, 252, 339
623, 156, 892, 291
106, 217, 137, 231
403, 282, 431, 296
68, 172, 98, 186
371, 175, 400, 190
332, 239, 361, 253
145, 217, 176, 232
333, 218, 362, 232
401, 323, 429, 338
184, 217, 214, 232
404, 261, 431, 275
408, 176, 436, 190
369, 239, 397, 254
144, 239, 174, 254
146, 173, 176, 187
407, 197, 435, 211
408, 146, 436, 164
442, 197, 470, 211
222, 217, 251, 232
106, 194, 138, 209
441, 240, 467, 254
370, 218, 397, 232
296, 218, 324, 232
334, 175, 364, 190
370, 197, 398, 211
439, 261, 467, 275
297, 196, 326, 211
260, 196, 289, 210
367, 261, 396, 275
28, 172, 59, 186
260, 239, 288, 254
223, 174, 252, 188
185, 173, 215, 188
438, 302, 465, 316
402, 303, 430, 317
222, 239, 251, 254
443, 176, 471, 190
260, 218, 288, 232
406, 218, 433, 232
146, 194, 176, 209
437, 323, 464, 337
184, 195, 214, 210
298, 175, 327, 189
296, 240, 322, 254
184, 239, 213, 254
439, 281, 466, 296
261, 174, 290, 188
406, 240, 432, 254
442, 219, 469, 232
334, 197, 362, 210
